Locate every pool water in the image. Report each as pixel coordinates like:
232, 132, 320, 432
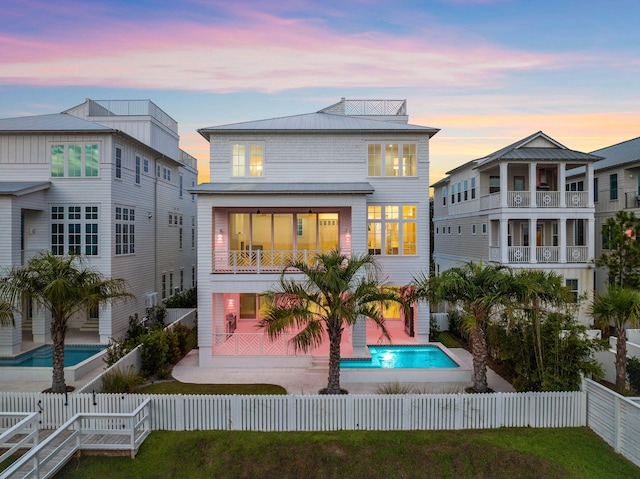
0, 345, 106, 367
340, 345, 459, 369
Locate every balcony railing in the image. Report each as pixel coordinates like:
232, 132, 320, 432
213, 250, 334, 273
502, 246, 588, 264
481, 190, 589, 210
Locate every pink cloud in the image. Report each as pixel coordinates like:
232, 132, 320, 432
0, 9, 593, 93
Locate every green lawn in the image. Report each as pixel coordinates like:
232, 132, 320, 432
137, 382, 286, 395
435, 331, 464, 348
55, 428, 639, 479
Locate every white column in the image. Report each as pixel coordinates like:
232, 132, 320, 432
352, 315, 368, 357
529, 162, 537, 207
560, 218, 567, 263
588, 218, 595, 262
414, 301, 430, 344
500, 219, 509, 264
0, 311, 21, 355
529, 218, 537, 263
559, 164, 567, 207
500, 162, 508, 207
587, 163, 595, 207
32, 302, 51, 343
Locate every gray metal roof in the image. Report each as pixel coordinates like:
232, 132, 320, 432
191, 182, 375, 195
591, 136, 640, 172
198, 112, 438, 138
0, 181, 51, 195
0, 113, 114, 132
497, 147, 602, 161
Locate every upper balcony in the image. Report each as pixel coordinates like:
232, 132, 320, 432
481, 190, 590, 210
213, 249, 338, 274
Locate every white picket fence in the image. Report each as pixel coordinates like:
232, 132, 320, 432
0, 390, 585, 433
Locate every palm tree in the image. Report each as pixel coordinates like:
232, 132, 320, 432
413, 262, 514, 393
0, 252, 132, 393
589, 287, 640, 391
260, 250, 401, 394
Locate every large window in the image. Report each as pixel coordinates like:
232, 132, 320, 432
229, 212, 338, 253
115, 206, 135, 255
50, 144, 99, 178
50, 205, 99, 255
232, 144, 263, 177
367, 205, 417, 255
367, 143, 417, 177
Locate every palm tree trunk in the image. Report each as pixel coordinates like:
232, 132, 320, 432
51, 321, 67, 393
470, 326, 489, 393
615, 330, 627, 392
326, 328, 343, 394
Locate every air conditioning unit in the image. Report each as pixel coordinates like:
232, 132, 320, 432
145, 292, 158, 308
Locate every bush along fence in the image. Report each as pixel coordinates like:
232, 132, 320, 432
76, 308, 197, 394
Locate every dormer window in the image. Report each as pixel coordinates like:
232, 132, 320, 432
233, 143, 263, 177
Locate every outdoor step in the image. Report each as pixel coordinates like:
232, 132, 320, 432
79, 320, 99, 332
310, 358, 329, 369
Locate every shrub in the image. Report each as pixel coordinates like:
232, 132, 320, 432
101, 366, 143, 393
146, 305, 167, 330
170, 323, 192, 356
140, 330, 170, 378
125, 313, 147, 344
628, 356, 640, 394
447, 310, 466, 340
163, 286, 197, 308
104, 337, 130, 367
376, 382, 416, 394
429, 316, 441, 341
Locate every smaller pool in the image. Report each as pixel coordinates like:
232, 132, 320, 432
0, 345, 106, 368
341, 345, 459, 369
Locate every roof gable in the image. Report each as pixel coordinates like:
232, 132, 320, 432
0, 113, 114, 132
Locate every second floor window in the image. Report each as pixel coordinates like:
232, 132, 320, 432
610, 174, 618, 200
367, 143, 416, 177
115, 206, 135, 255
367, 205, 417, 255
51, 144, 99, 178
51, 205, 99, 255
115, 147, 122, 179
232, 144, 263, 177
135, 156, 141, 184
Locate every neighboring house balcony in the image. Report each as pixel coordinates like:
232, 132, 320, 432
481, 190, 590, 210
488, 218, 594, 265
477, 161, 593, 211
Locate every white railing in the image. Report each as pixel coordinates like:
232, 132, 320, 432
213, 250, 333, 274
536, 191, 560, 207
584, 379, 640, 468
1, 399, 151, 478
212, 333, 314, 356
0, 413, 39, 465
480, 193, 500, 210
507, 191, 531, 207
508, 246, 530, 263
567, 246, 588, 263
536, 246, 560, 263
565, 191, 588, 207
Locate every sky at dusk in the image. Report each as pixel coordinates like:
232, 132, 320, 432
1, 0, 639, 184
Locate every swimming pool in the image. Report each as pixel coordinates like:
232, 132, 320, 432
0, 344, 106, 367
341, 345, 459, 369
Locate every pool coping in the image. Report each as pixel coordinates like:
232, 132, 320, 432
0, 345, 107, 383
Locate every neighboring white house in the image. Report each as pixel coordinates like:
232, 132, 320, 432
0, 99, 198, 354
565, 136, 640, 294
192, 99, 438, 367
432, 131, 602, 324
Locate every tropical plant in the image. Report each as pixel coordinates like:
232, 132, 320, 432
508, 269, 576, 382
101, 366, 143, 393
261, 250, 402, 394
627, 356, 640, 394
589, 286, 640, 391
0, 252, 131, 393
413, 262, 514, 393
596, 211, 640, 288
